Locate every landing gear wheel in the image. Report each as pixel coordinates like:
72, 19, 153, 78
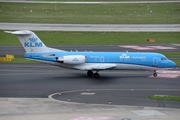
87, 70, 93, 77
153, 72, 157, 77
93, 73, 100, 79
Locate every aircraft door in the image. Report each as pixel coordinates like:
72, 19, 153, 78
153, 57, 158, 67
100, 56, 104, 62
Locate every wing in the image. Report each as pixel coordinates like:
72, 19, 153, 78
91, 64, 117, 71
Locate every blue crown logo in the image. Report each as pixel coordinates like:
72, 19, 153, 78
120, 54, 130, 59
29, 37, 38, 43
73, 58, 79, 62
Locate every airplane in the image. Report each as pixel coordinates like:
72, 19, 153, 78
5, 30, 176, 78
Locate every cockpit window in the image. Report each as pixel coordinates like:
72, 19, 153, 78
161, 57, 168, 60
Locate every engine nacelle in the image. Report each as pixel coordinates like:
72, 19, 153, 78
56, 55, 85, 64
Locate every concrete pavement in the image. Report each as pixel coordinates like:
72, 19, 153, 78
0, 97, 180, 120
0, 23, 180, 32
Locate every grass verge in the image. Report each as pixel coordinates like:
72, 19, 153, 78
1, 31, 180, 45
160, 52, 180, 57
0, 2, 179, 24
172, 60, 180, 67
0, 58, 40, 64
146, 95, 180, 102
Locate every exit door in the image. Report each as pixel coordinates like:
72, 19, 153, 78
153, 57, 158, 67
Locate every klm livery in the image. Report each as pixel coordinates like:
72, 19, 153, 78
6, 30, 176, 78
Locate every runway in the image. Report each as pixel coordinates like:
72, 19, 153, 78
0, 63, 180, 108
1, 23, 180, 32
0, 61, 180, 119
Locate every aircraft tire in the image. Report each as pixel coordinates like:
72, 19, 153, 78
87, 70, 93, 77
153, 73, 157, 77
94, 73, 100, 79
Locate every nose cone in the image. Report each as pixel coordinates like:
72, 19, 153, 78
169, 60, 176, 68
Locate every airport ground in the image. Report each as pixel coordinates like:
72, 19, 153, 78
1, 63, 180, 108
0, 26, 180, 120
0, 45, 180, 120
0, 63, 180, 120
0, 0, 180, 120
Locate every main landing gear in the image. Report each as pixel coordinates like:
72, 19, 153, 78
153, 70, 157, 77
87, 70, 100, 79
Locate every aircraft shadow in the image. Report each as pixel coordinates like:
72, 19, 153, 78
47, 72, 150, 83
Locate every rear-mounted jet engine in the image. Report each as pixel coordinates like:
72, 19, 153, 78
56, 55, 85, 64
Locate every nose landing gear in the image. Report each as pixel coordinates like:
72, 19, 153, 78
153, 70, 157, 77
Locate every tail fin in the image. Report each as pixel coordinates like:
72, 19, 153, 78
5, 30, 49, 53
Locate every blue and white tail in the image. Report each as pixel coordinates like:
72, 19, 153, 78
5, 30, 50, 53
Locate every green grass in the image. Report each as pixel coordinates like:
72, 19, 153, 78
1, 31, 180, 45
146, 95, 180, 102
0, 54, 40, 64
173, 60, 180, 67
0, 58, 40, 64
0, 2, 179, 24
160, 52, 180, 57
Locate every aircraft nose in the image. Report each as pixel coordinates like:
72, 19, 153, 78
169, 60, 176, 67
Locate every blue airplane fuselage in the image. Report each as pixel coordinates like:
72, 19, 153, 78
24, 52, 176, 69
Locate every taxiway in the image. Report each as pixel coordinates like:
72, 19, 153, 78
0, 64, 180, 108
1, 23, 180, 32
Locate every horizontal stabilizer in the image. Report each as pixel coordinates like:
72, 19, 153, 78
4, 30, 31, 35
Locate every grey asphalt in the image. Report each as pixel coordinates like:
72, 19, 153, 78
0, 64, 180, 109
1, 23, 180, 32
